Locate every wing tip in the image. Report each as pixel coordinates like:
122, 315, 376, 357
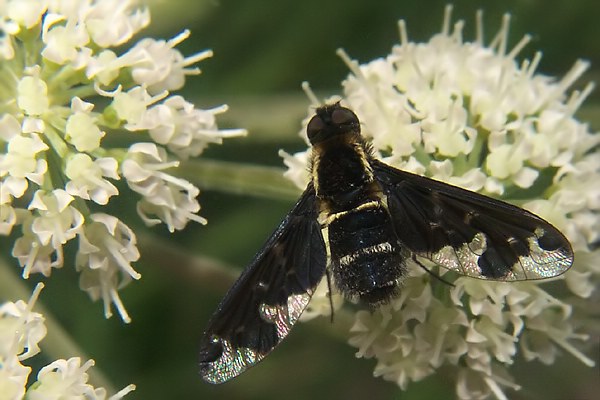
199, 336, 263, 384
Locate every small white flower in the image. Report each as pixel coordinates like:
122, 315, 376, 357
0, 133, 49, 196
128, 30, 211, 94
0, 354, 30, 400
27, 358, 135, 400
86, 49, 134, 86
456, 367, 519, 400
42, 16, 91, 66
0, 283, 45, 400
76, 213, 140, 323
6, 0, 47, 30
279, 148, 312, 190
0, 283, 46, 361
28, 358, 102, 399
145, 97, 245, 159
17, 74, 49, 116
65, 153, 120, 205
0, 114, 22, 142
65, 98, 106, 152
0, 204, 18, 235
12, 224, 63, 278
28, 189, 84, 250
136, 188, 204, 233
110, 86, 168, 129
11, 190, 84, 278
122, 143, 207, 231
85, 0, 150, 48
422, 100, 476, 157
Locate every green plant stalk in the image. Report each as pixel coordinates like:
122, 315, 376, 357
179, 158, 302, 201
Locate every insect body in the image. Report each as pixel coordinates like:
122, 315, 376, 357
310, 106, 407, 305
199, 103, 573, 384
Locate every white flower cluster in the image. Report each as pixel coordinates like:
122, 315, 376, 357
0, 284, 135, 399
285, 6, 598, 399
0, 0, 245, 322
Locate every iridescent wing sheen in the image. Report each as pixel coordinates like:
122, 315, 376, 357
372, 160, 573, 280
199, 184, 326, 384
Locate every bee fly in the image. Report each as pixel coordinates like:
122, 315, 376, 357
199, 102, 573, 383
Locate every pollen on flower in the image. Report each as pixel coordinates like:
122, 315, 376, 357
287, 5, 598, 399
0, 0, 246, 323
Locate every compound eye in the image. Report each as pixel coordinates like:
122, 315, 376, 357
306, 115, 324, 143
331, 107, 358, 126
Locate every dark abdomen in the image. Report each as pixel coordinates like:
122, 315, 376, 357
327, 201, 406, 305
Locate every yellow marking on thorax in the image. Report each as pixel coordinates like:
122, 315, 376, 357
310, 150, 321, 195
353, 142, 374, 182
320, 200, 379, 228
320, 224, 333, 269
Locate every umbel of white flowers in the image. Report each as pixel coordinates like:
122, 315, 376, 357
282, 6, 598, 400
0, 283, 136, 399
0, 0, 246, 323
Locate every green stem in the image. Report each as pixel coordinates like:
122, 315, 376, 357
43, 125, 70, 159
136, 232, 357, 341
0, 258, 116, 393
65, 85, 99, 102
467, 129, 487, 170
412, 146, 432, 167
178, 159, 302, 201
136, 231, 240, 291
450, 154, 469, 176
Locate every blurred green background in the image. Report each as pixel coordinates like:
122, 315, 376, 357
3, 0, 599, 399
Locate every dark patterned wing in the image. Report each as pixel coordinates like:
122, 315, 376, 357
372, 160, 573, 280
199, 184, 326, 384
